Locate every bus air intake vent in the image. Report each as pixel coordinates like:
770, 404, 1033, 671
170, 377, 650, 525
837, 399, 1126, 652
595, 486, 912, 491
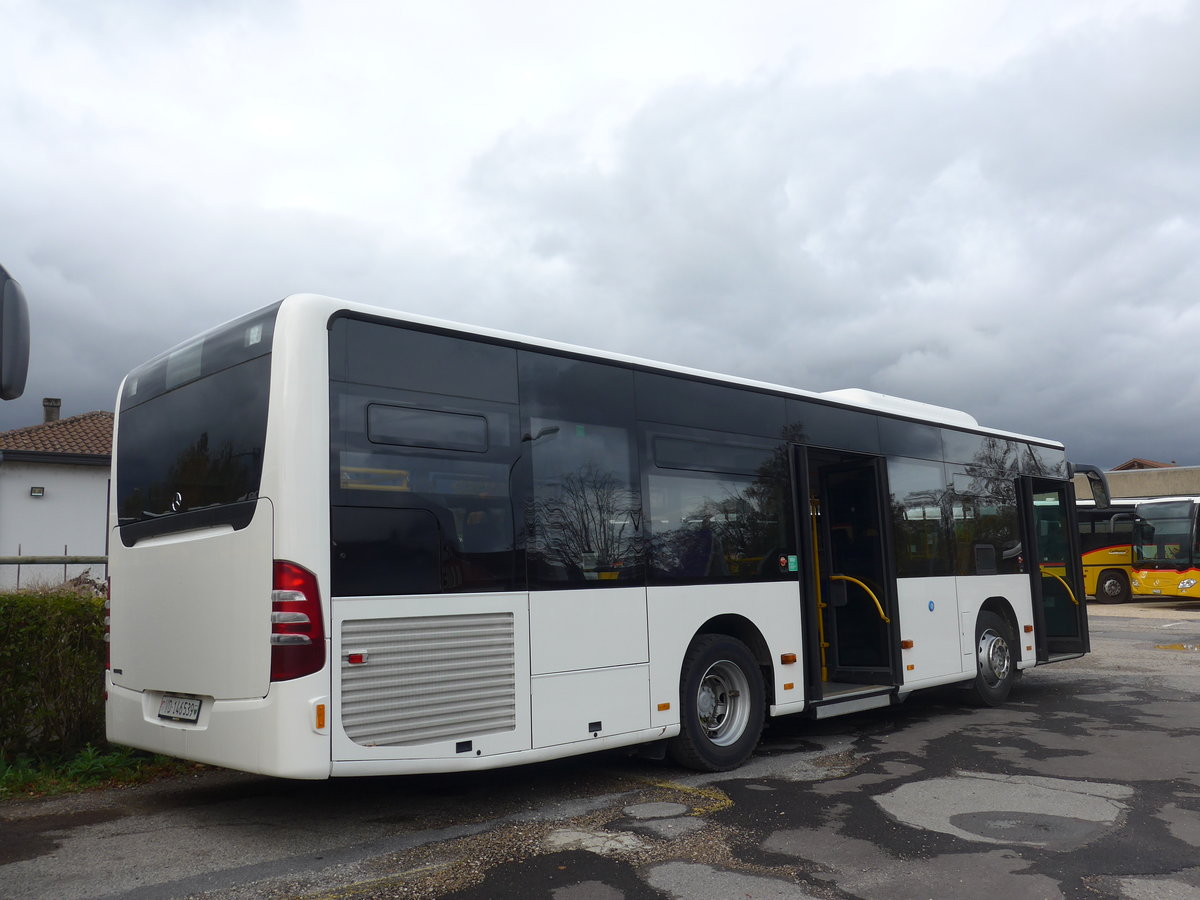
340, 613, 516, 747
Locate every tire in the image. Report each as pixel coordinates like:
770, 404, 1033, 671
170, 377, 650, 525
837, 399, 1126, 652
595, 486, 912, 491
1095, 570, 1131, 604
668, 634, 765, 772
969, 611, 1016, 707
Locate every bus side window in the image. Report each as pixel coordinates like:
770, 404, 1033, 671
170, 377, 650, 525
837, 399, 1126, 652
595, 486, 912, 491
643, 431, 791, 584
889, 458, 953, 577
331, 506, 443, 596
951, 471, 1021, 576
519, 352, 641, 589
330, 321, 523, 595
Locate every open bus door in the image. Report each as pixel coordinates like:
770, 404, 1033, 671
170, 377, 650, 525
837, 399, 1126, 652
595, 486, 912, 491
1021, 477, 1089, 660
796, 446, 899, 716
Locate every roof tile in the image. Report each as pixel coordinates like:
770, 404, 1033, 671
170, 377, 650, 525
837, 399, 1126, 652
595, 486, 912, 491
0, 411, 114, 457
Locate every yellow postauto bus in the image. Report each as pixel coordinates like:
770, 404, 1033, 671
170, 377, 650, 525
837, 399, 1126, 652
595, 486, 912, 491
1075, 503, 1140, 603
1130, 497, 1200, 600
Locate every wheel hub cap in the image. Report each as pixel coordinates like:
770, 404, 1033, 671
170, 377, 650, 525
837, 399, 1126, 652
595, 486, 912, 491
977, 630, 1011, 685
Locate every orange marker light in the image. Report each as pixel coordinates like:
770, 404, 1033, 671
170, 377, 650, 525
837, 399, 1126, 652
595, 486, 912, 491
900, 640, 914, 650
780, 653, 797, 665
783, 682, 794, 691
316, 703, 326, 730
657, 702, 671, 712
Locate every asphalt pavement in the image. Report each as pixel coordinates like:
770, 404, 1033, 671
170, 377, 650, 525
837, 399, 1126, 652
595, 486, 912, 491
5, 598, 1200, 900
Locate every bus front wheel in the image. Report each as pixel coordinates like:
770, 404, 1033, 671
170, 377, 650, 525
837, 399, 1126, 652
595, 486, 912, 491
668, 634, 765, 772
1096, 570, 1131, 604
970, 611, 1016, 707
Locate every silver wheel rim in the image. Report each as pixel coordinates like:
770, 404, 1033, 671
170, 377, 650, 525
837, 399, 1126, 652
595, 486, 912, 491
1102, 577, 1123, 598
977, 628, 1011, 688
696, 659, 750, 746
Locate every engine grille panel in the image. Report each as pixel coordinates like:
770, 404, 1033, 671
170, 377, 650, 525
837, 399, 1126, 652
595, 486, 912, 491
340, 612, 516, 747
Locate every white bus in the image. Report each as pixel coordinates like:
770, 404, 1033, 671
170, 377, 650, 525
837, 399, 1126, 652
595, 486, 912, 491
106, 294, 1095, 778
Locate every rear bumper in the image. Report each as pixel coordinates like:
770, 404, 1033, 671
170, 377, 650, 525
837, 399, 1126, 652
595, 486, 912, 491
105, 671, 332, 779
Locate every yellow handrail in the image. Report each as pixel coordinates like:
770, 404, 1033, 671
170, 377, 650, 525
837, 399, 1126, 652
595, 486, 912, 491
1040, 568, 1080, 606
810, 498, 829, 682
829, 574, 891, 623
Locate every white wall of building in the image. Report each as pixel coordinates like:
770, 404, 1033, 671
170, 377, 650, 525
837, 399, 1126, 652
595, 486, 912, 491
0, 460, 109, 589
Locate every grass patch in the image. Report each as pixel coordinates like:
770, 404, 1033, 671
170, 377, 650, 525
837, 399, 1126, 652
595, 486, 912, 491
1, 744, 204, 801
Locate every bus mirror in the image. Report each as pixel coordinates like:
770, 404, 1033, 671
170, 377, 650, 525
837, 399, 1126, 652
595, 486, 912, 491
1072, 464, 1111, 510
0, 264, 30, 401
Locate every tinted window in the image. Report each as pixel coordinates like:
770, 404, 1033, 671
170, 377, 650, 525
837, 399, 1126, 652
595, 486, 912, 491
879, 418, 943, 461
887, 458, 952, 577
951, 471, 1021, 576
653, 436, 773, 476
636, 372, 786, 437
521, 353, 641, 588
116, 355, 270, 542
331, 507, 443, 595
121, 304, 278, 410
1019, 443, 1067, 477
787, 399, 881, 453
368, 404, 488, 452
331, 317, 518, 403
645, 427, 792, 584
328, 321, 520, 595
947, 433, 1019, 475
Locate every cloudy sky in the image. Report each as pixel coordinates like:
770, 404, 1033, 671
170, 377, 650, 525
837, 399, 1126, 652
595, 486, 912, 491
2, 0, 1197, 468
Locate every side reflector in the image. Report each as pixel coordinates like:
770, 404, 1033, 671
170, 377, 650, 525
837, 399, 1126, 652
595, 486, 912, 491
783, 682, 794, 691
906, 664, 915, 671
1024, 625, 1034, 633
657, 702, 670, 712
900, 640, 914, 650
780, 652, 797, 665
316, 703, 326, 730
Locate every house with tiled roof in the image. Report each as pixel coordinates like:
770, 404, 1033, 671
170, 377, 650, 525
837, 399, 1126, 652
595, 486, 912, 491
1111, 458, 1176, 471
0, 398, 112, 588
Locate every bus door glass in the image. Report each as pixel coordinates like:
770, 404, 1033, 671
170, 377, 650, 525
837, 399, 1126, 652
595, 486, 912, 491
1023, 478, 1088, 659
798, 447, 897, 699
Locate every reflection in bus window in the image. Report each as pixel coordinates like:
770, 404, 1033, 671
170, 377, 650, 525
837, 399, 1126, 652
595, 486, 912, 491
647, 470, 789, 583
951, 471, 1021, 576
527, 421, 640, 585
888, 458, 952, 577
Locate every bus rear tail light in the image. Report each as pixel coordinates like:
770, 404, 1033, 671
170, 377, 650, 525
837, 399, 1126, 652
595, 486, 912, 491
270, 561, 326, 681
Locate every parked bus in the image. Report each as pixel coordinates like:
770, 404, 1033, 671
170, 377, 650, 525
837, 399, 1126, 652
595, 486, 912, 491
1131, 497, 1200, 599
1075, 502, 1141, 603
106, 295, 1098, 778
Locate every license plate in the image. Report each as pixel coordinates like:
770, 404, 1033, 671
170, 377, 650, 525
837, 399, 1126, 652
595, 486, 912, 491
158, 694, 202, 723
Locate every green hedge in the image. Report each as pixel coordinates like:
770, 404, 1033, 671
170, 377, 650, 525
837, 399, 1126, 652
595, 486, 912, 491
0, 590, 106, 761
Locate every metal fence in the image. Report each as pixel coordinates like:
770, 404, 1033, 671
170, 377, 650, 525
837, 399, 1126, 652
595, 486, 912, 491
0, 555, 108, 587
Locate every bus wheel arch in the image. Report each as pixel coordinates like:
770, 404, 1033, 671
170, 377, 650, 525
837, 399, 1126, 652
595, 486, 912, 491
1096, 569, 1131, 604
969, 602, 1018, 707
668, 620, 768, 772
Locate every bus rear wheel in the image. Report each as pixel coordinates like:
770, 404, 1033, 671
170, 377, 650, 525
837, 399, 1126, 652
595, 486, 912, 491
1096, 570, 1131, 604
970, 611, 1016, 707
668, 634, 765, 772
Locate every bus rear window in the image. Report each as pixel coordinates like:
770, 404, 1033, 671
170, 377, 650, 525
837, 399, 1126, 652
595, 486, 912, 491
116, 306, 278, 543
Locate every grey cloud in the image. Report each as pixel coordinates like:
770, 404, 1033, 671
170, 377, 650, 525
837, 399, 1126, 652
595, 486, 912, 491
467, 8, 1200, 467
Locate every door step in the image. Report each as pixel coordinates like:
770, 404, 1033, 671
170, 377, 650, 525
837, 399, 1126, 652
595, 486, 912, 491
811, 689, 893, 719
1043, 652, 1085, 664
